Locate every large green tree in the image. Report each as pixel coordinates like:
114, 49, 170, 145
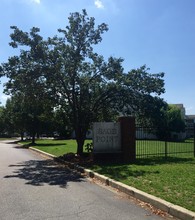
46, 10, 125, 154
1, 10, 166, 154
46, 10, 165, 154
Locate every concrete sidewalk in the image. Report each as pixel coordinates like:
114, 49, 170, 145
29, 147, 195, 220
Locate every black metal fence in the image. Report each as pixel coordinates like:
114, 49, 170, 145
136, 125, 195, 159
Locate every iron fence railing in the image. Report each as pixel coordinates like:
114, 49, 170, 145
136, 126, 195, 159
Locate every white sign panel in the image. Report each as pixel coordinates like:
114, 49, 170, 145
93, 122, 121, 153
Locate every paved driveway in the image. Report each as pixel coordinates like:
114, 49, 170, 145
0, 140, 168, 220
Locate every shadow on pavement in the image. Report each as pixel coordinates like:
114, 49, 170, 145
4, 159, 84, 188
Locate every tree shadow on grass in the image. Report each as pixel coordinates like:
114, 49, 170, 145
135, 157, 195, 166
91, 156, 195, 169
93, 166, 160, 181
4, 159, 84, 188
89, 157, 195, 181
30, 143, 67, 147
12, 142, 67, 149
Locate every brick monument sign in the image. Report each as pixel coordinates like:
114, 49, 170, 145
93, 117, 136, 162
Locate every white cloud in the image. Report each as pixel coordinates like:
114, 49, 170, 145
31, 0, 41, 4
94, 0, 104, 9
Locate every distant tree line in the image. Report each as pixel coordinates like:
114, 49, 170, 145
0, 10, 185, 154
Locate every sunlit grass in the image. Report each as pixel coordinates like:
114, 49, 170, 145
19, 139, 92, 156
91, 157, 195, 212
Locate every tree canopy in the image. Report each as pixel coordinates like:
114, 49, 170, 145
0, 9, 166, 154
1, 26, 54, 143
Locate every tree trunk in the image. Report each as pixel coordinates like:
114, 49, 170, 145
31, 132, 36, 145
76, 138, 85, 155
37, 133, 40, 139
75, 126, 87, 155
20, 131, 24, 141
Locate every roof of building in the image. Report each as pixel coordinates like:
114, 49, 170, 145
186, 115, 195, 119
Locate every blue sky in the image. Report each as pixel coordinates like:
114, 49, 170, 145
0, 0, 195, 114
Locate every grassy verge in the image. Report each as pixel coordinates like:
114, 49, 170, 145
19, 139, 195, 212
91, 157, 195, 212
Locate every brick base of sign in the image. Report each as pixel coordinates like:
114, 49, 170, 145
93, 152, 123, 162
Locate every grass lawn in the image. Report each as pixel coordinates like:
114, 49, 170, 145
19, 138, 195, 212
19, 139, 92, 156
91, 157, 195, 212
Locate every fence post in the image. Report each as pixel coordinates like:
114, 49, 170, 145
165, 141, 168, 159
118, 116, 136, 163
194, 123, 195, 158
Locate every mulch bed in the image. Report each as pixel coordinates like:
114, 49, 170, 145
55, 152, 94, 167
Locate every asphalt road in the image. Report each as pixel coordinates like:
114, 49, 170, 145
0, 140, 168, 220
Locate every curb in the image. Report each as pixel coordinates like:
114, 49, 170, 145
29, 147, 195, 220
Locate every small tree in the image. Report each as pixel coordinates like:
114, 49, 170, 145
152, 104, 185, 140
166, 104, 185, 132
0, 106, 7, 136
3, 96, 26, 139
